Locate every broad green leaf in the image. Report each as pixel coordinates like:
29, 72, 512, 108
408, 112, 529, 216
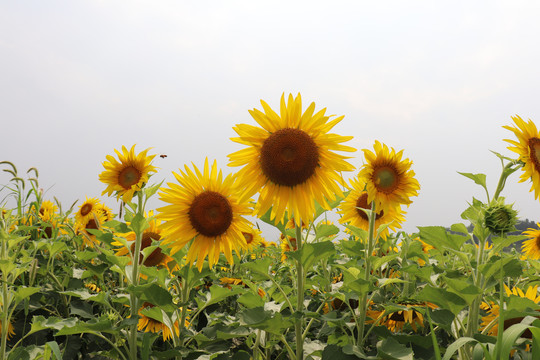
498, 317, 538, 360
60, 290, 109, 306
56, 319, 114, 336
458, 172, 488, 194
450, 223, 469, 235
45, 341, 62, 360
13, 286, 40, 305
288, 241, 335, 270
238, 307, 293, 335
130, 213, 149, 236
127, 283, 174, 311
372, 254, 399, 271
490, 235, 526, 255
418, 226, 467, 251
205, 284, 244, 307
444, 277, 482, 305
344, 225, 368, 243
377, 337, 413, 360
315, 224, 340, 240
416, 285, 467, 315
237, 291, 265, 308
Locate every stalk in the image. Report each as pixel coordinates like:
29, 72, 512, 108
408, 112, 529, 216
357, 201, 377, 346
294, 221, 304, 360
128, 192, 145, 360
0, 232, 9, 360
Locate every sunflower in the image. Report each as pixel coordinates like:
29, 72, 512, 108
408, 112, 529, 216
521, 224, 540, 260
242, 227, 263, 252
113, 211, 178, 273
157, 159, 254, 271
99, 145, 157, 203
339, 175, 405, 239
359, 141, 420, 212
228, 93, 356, 224
0, 319, 15, 340
480, 285, 540, 336
503, 115, 540, 200
39, 200, 58, 222
75, 197, 101, 226
75, 211, 106, 248
137, 302, 180, 341
280, 235, 298, 262
367, 302, 437, 333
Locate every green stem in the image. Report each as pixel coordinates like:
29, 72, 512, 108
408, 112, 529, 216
179, 270, 191, 347
128, 192, 145, 360
357, 201, 377, 346
426, 306, 442, 360
294, 221, 304, 360
0, 231, 10, 360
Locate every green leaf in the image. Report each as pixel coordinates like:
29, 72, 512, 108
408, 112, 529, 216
450, 223, 469, 235
444, 277, 482, 305
429, 309, 455, 332
442, 337, 479, 360
377, 337, 414, 360
130, 213, 149, 236
127, 283, 174, 310
144, 180, 164, 199
490, 235, 526, 255
45, 341, 62, 360
498, 317, 538, 360
289, 241, 335, 270
416, 285, 467, 315
480, 256, 523, 280
315, 224, 340, 240
60, 290, 109, 306
258, 207, 287, 233
237, 291, 265, 308
204, 285, 244, 307
13, 286, 40, 305
56, 319, 114, 336
418, 226, 467, 251
238, 307, 293, 335
458, 172, 488, 194
344, 225, 368, 243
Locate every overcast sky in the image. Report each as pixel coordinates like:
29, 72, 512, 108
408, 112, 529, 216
1, 1, 540, 236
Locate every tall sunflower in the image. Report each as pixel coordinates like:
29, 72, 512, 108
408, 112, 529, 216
137, 302, 181, 341
359, 141, 420, 212
157, 159, 254, 270
503, 116, 540, 200
521, 224, 540, 260
338, 175, 405, 239
228, 93, 356, 224
99, 145, 157, 203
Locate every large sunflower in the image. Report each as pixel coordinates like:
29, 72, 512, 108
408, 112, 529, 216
480, 285, 540, 336
521, 224, 540, 260
99, 145, 157, 203
157, 159, 253, 270
228, 93, 355, 224
503, 116, 540, 200
359, 141, 420, 212
338, 175, 405, 239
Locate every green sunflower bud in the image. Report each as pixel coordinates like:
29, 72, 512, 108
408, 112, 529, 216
483, 198, 518, 235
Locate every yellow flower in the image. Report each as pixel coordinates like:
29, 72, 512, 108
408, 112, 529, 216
359, 141, 420, 212
99, 145, 157, 203
480, 285, 540, 336
113, 211, 178, 273
280, 235, 298, 262
367, 302, 437, 333
503, 116, 540, 200
85, 283, 101, 293
75, 197, 101, 226
0, 319, 15, 340
522, 224, 540, 260
157, 159, 253, 271
75, 211, 106, 248
242, 227, 263, 252
228, 93, 355, 224
339, 175, 405, 239
137, 302, 180, 341
39, 200, 58, 222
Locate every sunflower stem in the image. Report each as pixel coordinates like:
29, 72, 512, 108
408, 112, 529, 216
295, 221, 304, 360
179, 269, 190, 347
358, 201, 377, 347
128, 192, 145, 360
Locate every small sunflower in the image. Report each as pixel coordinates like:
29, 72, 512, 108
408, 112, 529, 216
228, 93, 355, 224
503, 116, 540, 200
480, 285, 540, 336
280, 235, 298, 262
157, 159, 254, 271
75, 211, 106, 248
39, 200, 58, 222
521, 224, 540, 260
339, 175, 405, 239
99, 145, 157, 203
113, 211, 177, 273
75, 197, 101, 226
0, 319, 15, 340
138, 302, 180, 341
359, 141, 420, 212
242, 227, 263, 252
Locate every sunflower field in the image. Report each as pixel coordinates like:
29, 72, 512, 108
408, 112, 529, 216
2, 93, 540, 360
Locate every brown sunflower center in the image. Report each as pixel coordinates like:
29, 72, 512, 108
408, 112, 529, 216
131, 231, 164, 266
528, 137, 540, 173
189, 191, 233, 237
118, 166, 141, 189
536, 235, 540, 250
80, 203, 93, 216
260, 128, 319, 187
243, 232, 254, 245
85, 219, 98, 231
373, 166, 399, 194
355, 192, 384, 221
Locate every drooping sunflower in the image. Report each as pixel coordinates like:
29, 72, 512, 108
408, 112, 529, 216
0, 319, 15, 340
113, 211, 178, 273
367, 302, 438, 333
480, 285, 540, 336
75, 210, 106, 248
359, 141, 420, 212
137, 302, 181, 341
228, 93, 356, 224
157, 159, 254, 271
521, 224, 540, 260
339, 175, 405, 239
503, 115, 540, 200
280, 235, 297, 262
99, 145, 157, 203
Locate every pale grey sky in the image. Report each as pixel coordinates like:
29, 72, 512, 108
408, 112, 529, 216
1, 1, 540, 235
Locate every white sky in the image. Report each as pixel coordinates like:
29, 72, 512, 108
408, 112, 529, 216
1, 1, 540, 236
